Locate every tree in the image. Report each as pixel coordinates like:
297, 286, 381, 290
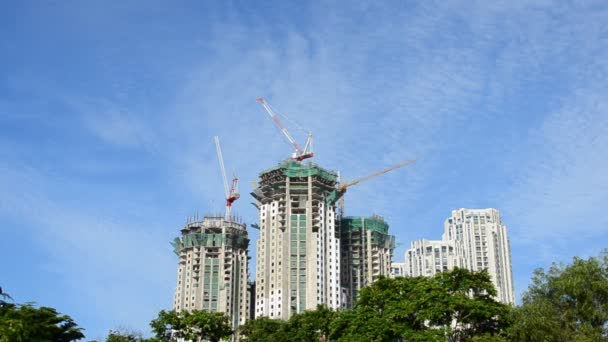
284, 305, 335, 342
106, 328, 158, 342
150, 309, 232, 342
329, 269, 511, 341
239, 317, 288, 342
0, 303, 84, 341
330, 276, 422, 341
240, 306, 335, 342
508, 250, 608, 341
0, 287, 12, 307
330, 304, 401, 342
184, 310, 233, 342
149, 310, 182, 341
432, 268, 512, 341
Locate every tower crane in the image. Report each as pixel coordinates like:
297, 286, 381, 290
215, 136, 240, 220
256, 97, 314, 162
326, 160, 417, 207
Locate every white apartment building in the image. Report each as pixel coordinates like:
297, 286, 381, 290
403, 208, 515, 305
251, 160, 342, 319
443, 208, 515, 304
340, 215, 395, 307
390, 262, 406, 278
172, 215, 250, 328
404, 239, 459, 277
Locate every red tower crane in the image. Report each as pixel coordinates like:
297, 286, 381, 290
215, 136, 240, 220
256, 97, 314, 162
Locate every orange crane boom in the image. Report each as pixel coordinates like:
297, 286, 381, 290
326, 159, 416, 206
338, 160, 416, 191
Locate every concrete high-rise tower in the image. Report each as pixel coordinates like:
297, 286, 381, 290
340, 215, 395, 307
251, 160, 341, 319
403, 208, 514, 305
443, 208, 515, 304
172, 214, 250, 328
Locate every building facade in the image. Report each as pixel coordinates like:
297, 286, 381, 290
172, 215, 250, 328
251, 160, 342, 319
443, 208, 515, 304
404, 239, 459, 278
402, 208, 515, 305
340, 215, 395, 307
390, 262, 406, 278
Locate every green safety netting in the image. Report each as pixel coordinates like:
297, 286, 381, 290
172, 233, 249, 255
259, 160, 338, 183
340, 217, 395, 248
341, 217, 389, 234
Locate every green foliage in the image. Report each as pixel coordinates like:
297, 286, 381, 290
239, 317, 288, 341
0, 287, 12, 306
241, 269, 509, 341
330, 304, 403, 341
331, 276, 417, 341
330, 269, 511, 341
105, 328, 158, 342
0, 303, 84, 341
240, 306, 335, 342
149, 310, 181, 341
433, 268, 512, 341
149, 309, 232, 342
285, 305, 335, 342
183, 310, 233, 342
508, 250, 608, 341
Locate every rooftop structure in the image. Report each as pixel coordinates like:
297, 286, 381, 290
172, 214, 250, 328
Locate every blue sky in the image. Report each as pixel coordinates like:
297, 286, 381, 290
1, 0, 607, 339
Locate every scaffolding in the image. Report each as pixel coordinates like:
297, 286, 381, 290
172, 214, 250, 330
340, 216, 395, 307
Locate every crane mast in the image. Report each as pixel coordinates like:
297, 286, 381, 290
214, 136, 240, 220
256, 97, 314, 161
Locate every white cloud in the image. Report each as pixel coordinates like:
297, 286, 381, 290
71, 97, 156, 150
503, 86, 608, 242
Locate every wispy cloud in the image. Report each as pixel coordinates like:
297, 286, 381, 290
0, 164, 176, 336
503, 86, 608, 243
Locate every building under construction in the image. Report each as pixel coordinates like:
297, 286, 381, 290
340, 215, 395, 307
171, 214, 250, 329
251, 160, 343, 319
166, 98, 413, 335
251, 99, 410, 317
